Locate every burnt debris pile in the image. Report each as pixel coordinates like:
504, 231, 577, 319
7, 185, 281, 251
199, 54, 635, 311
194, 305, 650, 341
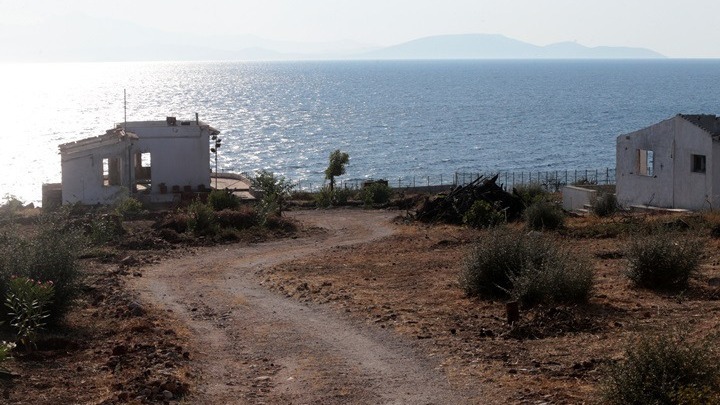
414, 174, 524, 224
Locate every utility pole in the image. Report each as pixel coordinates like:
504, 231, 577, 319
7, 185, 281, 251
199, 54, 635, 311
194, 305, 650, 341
211, 134, 222, 189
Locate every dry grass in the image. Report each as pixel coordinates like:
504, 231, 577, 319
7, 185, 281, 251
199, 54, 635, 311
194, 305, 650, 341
261, 212, 720, 403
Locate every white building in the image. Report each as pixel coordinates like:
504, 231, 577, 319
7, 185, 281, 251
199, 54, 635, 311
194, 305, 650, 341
59, 117, 219, 205
616, 114, 720, 210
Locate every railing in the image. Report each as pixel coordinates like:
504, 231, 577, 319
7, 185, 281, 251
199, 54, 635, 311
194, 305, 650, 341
220, 167, 616, 193
455, 168, 616, 192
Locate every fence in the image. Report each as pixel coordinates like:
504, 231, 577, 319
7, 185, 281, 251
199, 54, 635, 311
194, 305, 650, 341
221, 167, 616, 193
455, 168, 616, 192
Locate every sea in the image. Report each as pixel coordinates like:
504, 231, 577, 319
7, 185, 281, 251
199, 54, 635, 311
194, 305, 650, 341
1, 59, 720, 205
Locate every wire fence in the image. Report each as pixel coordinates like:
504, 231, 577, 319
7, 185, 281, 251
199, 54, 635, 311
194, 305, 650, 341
221, 167, 616, 193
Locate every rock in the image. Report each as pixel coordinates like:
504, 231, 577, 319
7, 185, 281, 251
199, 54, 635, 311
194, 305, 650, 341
120, 255, 138, 266
162, 390, 174, 400
128, 301, 145, 316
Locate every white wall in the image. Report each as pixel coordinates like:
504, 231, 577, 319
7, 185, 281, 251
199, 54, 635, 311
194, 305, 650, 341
60, 119, 216, 205
672, 118, 713, 210
61, 137, 131, 204
616, 115, 715, 210
616, 117, 675, 208
562, 186, 597, 211
123, 121, 212, 193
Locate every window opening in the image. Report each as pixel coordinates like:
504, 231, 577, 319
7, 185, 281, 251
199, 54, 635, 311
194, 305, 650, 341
102, 157, 121, 187
636, 149, 654, 176
134, 152, 152, 192
692, 154, 706, 173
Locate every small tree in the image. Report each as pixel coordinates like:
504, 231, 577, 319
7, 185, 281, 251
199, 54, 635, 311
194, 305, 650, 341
325, 150, 349, 191
252, 171, 295, 219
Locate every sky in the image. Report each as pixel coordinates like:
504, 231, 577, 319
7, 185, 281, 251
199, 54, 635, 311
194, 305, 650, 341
1, 0, 719, 58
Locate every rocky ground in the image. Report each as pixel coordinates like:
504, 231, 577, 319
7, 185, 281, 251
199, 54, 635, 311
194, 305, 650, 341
2, 207, 720, 404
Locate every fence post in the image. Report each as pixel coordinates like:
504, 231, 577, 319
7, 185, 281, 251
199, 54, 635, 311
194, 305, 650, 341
440, 174, 443, 185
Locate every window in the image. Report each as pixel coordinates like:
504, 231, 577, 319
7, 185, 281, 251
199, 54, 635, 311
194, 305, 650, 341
134, 152, 152, 192
636, 149, 654, 176
102, 157, 121, 186
692, 154, 706, 173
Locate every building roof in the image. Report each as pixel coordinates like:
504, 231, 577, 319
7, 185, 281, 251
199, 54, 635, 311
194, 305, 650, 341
119, 118, 220, 136
59, 127, 138, 153
679, 114, 720, 137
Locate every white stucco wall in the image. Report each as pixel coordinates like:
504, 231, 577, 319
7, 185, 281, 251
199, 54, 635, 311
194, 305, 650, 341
61, 136, 132, 205
123, 120, 212, 193
616, 115, 715, 210
672, 118, 713, 210
561, 186, 597, 211
60, 119, 216, 205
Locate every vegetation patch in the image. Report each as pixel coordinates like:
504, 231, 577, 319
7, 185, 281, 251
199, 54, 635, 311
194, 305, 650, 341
460, 228, 593, 307
503, 306, 603, 340
625, 233, 703, 291
601, 333, 720, 404
525, 200, 565, 231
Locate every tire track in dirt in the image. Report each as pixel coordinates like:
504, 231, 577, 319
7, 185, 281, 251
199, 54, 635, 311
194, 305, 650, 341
132, 209, 471, 404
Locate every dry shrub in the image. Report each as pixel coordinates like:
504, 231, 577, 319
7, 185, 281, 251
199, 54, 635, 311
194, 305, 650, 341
625, 233, 703, 290
215, 206, 258, 229
460, 228, 593, 307
602, 333, 720, 404
525, 200, 565, 231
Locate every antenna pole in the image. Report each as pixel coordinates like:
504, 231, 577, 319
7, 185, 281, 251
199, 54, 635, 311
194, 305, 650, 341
124, 89, 127, 128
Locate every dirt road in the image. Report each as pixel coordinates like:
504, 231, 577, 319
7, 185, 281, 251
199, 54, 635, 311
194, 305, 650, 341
132, 210, 470, 404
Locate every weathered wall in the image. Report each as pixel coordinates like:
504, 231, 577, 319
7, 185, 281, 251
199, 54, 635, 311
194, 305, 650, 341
616, 117, 675, 208
124, 121, 212, 193
673, 118, 713, 210
616, 115, 715, 210
61, 138, 131, 204
561, 186, 597, 211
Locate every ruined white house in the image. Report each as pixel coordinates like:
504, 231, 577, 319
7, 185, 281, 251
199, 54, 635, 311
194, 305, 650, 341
616, 114, 720, 210
59, 117, 219, 205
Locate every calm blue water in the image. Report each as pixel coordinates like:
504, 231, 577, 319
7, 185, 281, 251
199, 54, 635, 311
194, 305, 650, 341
1, 59, 719, 204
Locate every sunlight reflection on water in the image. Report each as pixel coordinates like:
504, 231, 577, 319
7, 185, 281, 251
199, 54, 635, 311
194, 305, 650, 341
1, 60, 719, 204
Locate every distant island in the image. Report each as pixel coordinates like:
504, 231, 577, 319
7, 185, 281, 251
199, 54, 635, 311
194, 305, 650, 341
356, 34, 664, 60
0, 14, 664, 62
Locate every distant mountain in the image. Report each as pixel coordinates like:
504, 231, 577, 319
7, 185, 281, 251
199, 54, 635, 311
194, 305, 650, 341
0, 15, 664, 62
357, 34, 664, 60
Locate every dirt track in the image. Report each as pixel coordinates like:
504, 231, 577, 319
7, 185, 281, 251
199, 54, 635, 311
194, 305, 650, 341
132, 210, 472, 404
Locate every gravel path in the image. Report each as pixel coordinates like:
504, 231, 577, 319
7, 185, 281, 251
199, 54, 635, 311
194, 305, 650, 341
132, 210, 471, 404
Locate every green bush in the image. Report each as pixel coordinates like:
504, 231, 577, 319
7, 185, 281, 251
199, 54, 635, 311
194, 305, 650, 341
460, 228, 593, 306
252, 171, 295, 221
86, 213, 125, 245
114, 197, 144, 219
215, 206, 258, 229
186, 200, 217, 236
359, 182, 392, 206
0, 220, 84, 322
5, 277, 54, 350
625, 234, 702, 290
463, 200, 504, 228
208, 189, 240, 211
602, 333, 720, 404
514, 183, 548, 206
592, 193, 619, 217
525, 200, 565, 230
314, 186, 354, 207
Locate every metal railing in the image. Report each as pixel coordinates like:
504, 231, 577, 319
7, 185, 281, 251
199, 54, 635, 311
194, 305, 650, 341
221, 167, 616, 193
